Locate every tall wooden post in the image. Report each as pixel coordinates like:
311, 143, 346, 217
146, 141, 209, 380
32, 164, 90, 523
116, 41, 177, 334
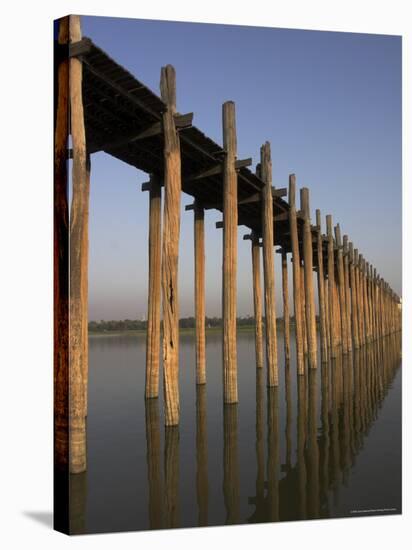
222, 101, 238, 403
161, 65, 182, 426
69, 15, 89, 474
300, 188, 317, 367
326, 215, 336, 358
251, 232, 264, 369
355, 250, 364, 346
301, 263, 308, 355
289, 175, 304, 374
343, 235, 352, 352
315, 210, 328, 362
349, 242, 360, 349
194, 200, 206, 384
334, 224, 348, 354
372, 267, 378, 341
281, 250, 291, 363
261, 142, 278, 386
145, 174, 162, 398
361, 258, 370, 343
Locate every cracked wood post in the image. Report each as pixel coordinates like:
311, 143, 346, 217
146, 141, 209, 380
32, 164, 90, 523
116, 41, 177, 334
69, 15, 89, 474
289, 174, 304, 374
161, 65, 182, 425
300, 263, 308, 355
335, 224, 348, 353
261, 142, 278, 386
343, 235, 352, 352
145, 174, 162, 398
54, 15, 70, 472
222, 101, 238, 403
281, 249, 291, 363
326, 215, 337, 358
349, 242, 360, 349
315, 210, 328, 362
251, 231, 264, 369
300, 188, 317, 367
194, 200, 206, 384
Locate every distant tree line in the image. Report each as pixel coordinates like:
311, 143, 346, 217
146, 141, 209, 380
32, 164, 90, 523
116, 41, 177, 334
88, 315, 313, 333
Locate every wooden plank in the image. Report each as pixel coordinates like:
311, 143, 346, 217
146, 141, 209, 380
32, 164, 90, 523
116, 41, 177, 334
261, 142, 278, 386
145, 174, 162, 398
194, 201, 206, 384
222, 101, 238, 403
161, 65, 182, 426
315, 210, 328, 362
289, 175, 304, 374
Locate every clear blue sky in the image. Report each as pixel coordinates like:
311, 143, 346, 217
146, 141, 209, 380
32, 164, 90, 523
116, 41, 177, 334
80, 16, 402, 321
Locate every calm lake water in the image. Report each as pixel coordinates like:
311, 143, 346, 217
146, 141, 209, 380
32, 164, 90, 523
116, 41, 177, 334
69, 330, 402, 534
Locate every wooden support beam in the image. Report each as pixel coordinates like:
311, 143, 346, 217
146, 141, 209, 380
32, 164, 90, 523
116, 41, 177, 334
194, 200, 206, 384
222, 101, 238, 403
186, 158, 252, 183
145, 174, 162, 398
261, 142, 278, 386
348, 242, 360, 349
281, 250, 291, 363
334, 224, 349, 353
343, 235, 352, 352
289, 175, 304, 374
326, 215, 337, 358
251, 231, 264, 369
68, 15, 88, 474
315, 210, 328, 362
161, 65, 182, 426
300, 188, 317, 367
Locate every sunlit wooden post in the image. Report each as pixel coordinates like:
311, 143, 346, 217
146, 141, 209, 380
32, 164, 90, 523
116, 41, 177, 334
194, 200, 206, 384
289, 175, 304, 373
315, 210, 328, 362
145, 174, 162, 398
161, 64, 182, 426
343, 235, 352, 352
300, 263, 308, 355
373, 267, 378, 340
300, 188, 317, 367
69, 15, 89, 473
361, 258, 370, 343
261, 142, 278, 386
281, 249, 291, 363
349, 242, 359, 349
245, 232, 264, 369
326, 215, 337, 358
334, 224, 348, 353
222, 101, 238, 402
355, 249, 364, 346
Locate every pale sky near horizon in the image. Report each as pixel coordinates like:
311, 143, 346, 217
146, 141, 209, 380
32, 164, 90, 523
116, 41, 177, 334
78, 16, 402, 321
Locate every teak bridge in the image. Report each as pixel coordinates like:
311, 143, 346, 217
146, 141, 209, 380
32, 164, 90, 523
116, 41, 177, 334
54, 16, 401, 474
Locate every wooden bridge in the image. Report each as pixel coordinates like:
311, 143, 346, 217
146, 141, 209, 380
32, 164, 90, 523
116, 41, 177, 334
54, 16, 401, 474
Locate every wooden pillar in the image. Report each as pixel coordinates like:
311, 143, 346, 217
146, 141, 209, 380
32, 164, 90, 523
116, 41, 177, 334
334, 224, 348, 353
145, 174, 162, 398
54, 16, 70, 473
355, 250, 364, 346
223, 404, 240, 524
261, 142, 278, 386
349, 242, 360, 349
145, 398, 163, 529
281, 250, 291, 363
194, 200, 206, 384
222, 101, 238, 403
315, 210, 328, 362
301, 263, 308, 355
69, 15, 89, 474
196, 385, 209, 526
361, 258, 370, 343
289, 175, 304, 374
251, 232, 264, 368
161, 65, 182, 426
324, 272, 331, 358
373, 267, 378, 340
343, 235, 352, 352
164, 426, 180, 528
326, 215, 337, 358
300, 188, 317, 367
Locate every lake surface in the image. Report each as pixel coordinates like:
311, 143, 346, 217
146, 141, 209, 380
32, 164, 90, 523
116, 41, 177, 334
69, 330, 402, 534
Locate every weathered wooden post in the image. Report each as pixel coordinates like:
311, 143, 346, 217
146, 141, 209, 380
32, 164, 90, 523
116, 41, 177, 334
300, 188, 317, 367
222, 101, 238, 403
343, 235, 352, 352
361, 258, 370, 343
194, 200, 206, 384
315, 210, 328, 362
349, 243, 360, 349
69, 14, 89, 473
355, 249, 364, 346
326, 215, 337, 358
300, 263, 308, 355
161, 64, 182, 426
289, 175, 304, 373
145, 174, 162, 398
281, 250, 291, 363
261, 142, 278, 386
335, 224, 348, 353
244, 232, 264, 368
